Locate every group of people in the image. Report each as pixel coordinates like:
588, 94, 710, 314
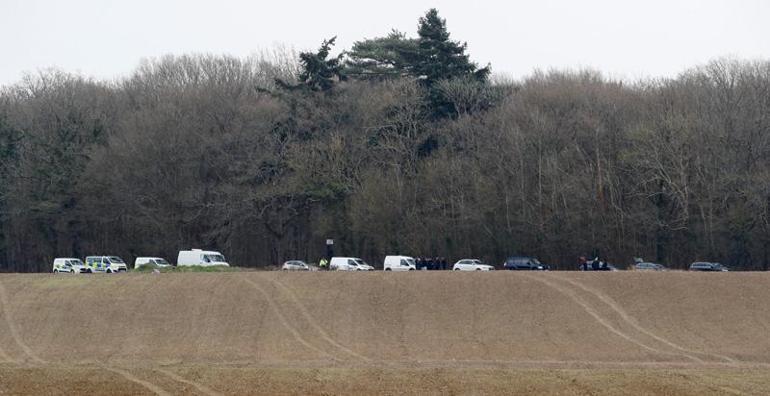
415, 257, 448, 270
578, 256, 610, 271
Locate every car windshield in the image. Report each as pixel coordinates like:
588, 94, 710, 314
69, 259, 84, 266
355, 259, 368, 266
405, 258, 415, 266
205, 254, 226, 262
532, 258, 541, 265
108, 256, 125, 264
155, 259, 169, 265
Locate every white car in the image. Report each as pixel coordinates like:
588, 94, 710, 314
453, 259, 494, 271
52, 258, 90, 274
134, 257, 173, 269
282, 260, 311, 271
383, 255, 416, 271
330, 257, 375, 271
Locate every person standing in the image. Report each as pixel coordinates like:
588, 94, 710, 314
319, 257, 328, 270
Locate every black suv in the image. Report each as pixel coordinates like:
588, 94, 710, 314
504, 256, 548, 270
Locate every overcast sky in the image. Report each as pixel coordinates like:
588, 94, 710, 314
1, 0, 769, 86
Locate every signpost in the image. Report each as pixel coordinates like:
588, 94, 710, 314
326, 239, 334, 260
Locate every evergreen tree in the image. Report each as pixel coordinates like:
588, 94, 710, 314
345, 9, 489, 86
279, 37, 345, 91
414, 8, 489, 86
345, 31, 419, 79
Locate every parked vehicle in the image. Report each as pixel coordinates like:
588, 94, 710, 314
383, 255, 417, 271
503, 256, 547, 270
282, 260, 311, 271
134, 257, 172, 269
52, 258, 90, 274
329, 257, 374, 271
453, 259, 494, 271
634, 262, 667, 271
177, 249, 229, 267
85, 256, 128, 273
689, 262, 729, 272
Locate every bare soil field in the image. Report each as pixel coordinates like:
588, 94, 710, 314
0, 271, 768, 395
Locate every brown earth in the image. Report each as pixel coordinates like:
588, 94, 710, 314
0, 271, 769, 395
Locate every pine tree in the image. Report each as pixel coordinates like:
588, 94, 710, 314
414, 9, 487, 85
345, 9, 489, 85
279, 37, 345, 91
345, 31, 419, 79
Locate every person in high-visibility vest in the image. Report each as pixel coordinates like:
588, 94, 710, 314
319, 258, 328, 270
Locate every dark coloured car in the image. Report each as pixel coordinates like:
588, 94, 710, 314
504, 256, 548, 270
689, 262, 729, 272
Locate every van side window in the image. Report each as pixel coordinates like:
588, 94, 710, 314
400, 259, 408, 266
348, 259, 356, 265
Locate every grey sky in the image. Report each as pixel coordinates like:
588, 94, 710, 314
1, 0, 769, 86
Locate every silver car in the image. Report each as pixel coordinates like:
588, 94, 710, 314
453, 259, 494, 271
282, 260, 311, 271
634, 262, 667, 271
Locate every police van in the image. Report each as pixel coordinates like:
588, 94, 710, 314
52, 258, 90, 274
85, 256, 128, 273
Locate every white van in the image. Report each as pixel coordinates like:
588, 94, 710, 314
85, 256, 128, 273
52, 258, 90, 274
177, 249, 229, 267
134, 257, 173, 269
330, 257, 374, 271
383, 255, 416, 271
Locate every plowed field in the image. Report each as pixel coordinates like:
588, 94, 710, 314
0, 271, 768, 395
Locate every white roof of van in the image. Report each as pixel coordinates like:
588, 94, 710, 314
182, 250, 221, 254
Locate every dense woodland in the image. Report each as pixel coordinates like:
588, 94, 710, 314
1, 10, 769, 272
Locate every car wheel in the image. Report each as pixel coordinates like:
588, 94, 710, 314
476, 268, 481, 271
385, 268, 391, 271
106, 269, 112, 274
454, 268, 460, 271
53, 270, 58, 274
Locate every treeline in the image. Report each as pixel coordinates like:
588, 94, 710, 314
1, 10, 769, 272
